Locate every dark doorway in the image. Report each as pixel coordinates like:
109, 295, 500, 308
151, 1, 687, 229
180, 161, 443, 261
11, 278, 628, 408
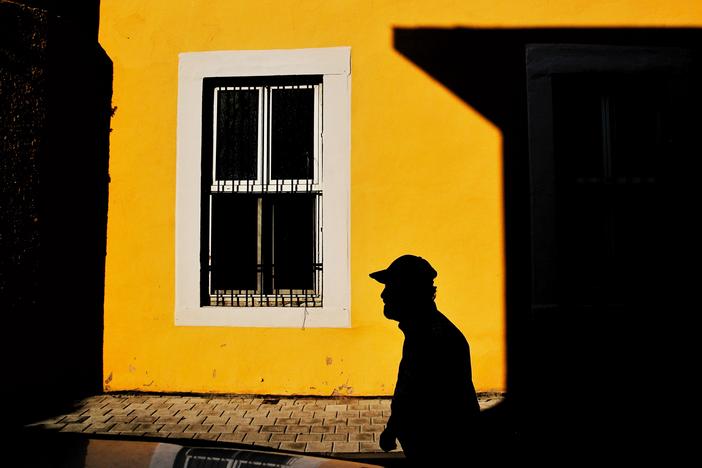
394, 28, 702, 461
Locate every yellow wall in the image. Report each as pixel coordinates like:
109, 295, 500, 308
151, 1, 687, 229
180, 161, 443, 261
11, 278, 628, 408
99, 0, 702, 395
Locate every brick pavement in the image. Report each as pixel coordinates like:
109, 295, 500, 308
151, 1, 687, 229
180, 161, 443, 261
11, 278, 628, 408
24, 393, 504, 455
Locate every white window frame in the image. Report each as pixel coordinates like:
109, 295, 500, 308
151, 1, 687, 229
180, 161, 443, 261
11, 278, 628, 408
176, 47, 351, 327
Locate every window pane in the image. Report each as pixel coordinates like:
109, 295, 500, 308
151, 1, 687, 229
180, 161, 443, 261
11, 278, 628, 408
272, 194, 316, 290
216, 90, 258, 180
552, 75, 605, 180
210, 194, 258, 291
610, 78, 664, 179
270, 88, 315, 180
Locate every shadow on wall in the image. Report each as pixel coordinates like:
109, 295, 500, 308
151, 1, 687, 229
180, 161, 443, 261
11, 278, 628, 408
0, 1, 111, 427
394, 27, 702, 461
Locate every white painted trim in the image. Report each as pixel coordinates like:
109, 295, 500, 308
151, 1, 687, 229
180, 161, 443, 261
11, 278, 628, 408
175, 47, 351, 328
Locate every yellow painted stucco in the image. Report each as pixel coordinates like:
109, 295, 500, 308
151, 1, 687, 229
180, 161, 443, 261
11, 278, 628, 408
99, 0, 702, 395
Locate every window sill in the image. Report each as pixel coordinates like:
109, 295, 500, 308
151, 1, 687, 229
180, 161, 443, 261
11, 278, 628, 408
175, 306, 350, 328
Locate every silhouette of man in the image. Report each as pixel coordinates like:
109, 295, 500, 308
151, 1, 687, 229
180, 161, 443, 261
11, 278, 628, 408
371, 255, 480, 462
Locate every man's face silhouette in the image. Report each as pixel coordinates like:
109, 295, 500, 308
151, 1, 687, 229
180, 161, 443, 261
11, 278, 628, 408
381, 279, 412, 321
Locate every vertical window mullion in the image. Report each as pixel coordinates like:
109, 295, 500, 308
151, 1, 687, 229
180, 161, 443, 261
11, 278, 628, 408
209, 88, 219, 301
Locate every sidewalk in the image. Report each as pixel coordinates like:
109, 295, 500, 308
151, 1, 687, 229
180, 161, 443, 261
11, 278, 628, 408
24, 392, 504, 456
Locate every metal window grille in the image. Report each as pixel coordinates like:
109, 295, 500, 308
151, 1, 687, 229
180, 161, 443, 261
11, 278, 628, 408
204, 78, 323, 307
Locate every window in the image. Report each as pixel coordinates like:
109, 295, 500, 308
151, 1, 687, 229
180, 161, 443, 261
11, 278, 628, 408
176, 48, 350, 327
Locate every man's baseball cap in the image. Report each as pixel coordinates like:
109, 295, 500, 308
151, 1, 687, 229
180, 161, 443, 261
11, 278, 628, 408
369, 255, 437, 284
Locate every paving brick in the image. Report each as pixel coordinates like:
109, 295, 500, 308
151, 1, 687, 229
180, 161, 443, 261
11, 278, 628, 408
104, 403, 129, 411
125, 403, 151, 411
334, 425, 359, 434
302, 404, 325, 412
275, 417, 300, 425
84, 415, 113, 424
60, 415, 90, 424
194, 433, 220, 441
267, 410, 293, 419
244, 410, 269, 418
347, 403, 369, 411
243, 432, 271, 443
111, 423, 139, 432
183, 424, 213, 433
82, 407, 110, 416
251, 417, 277, 425
208, 425, 234, 434
372, 416, 389, 425
229, 398, 253, 405
261, 425, 285, 433
237, 404, 260, 411
107, 415, 136, 424
258, 404, 280, 412
296, 434, 321, 442
170, 403, 195, 411
280, 442, 307, 452
348, 417, 370, 425
322, 433, 348, 442
251, 441, 280, 449
337, 411, 359, 419
333, 442, 359, 453
227, 417, 253, 426
159, 424, 185, 433
285, 425, 310, 434
175, 410, 201, 418
203, 416, 229, 425
323, 418, 348, 425
270, 434, 297, 442
360, 441, 383, 452
208, 398, 231, 405
382, 410, 392, 417
180, 416, 207, 425
324, 404, 347, 412
290, 411, 314, 419
217, 433, 246, 443
301, 441, 331, 453
106, 409, 132, 416
299, 418, 323, 425
309, 424, 335, 434
155, 416, 182, 424
313, 411, 337, 419
221, 410, 247, 418
167, 432, 195, 439
135, 423, 164, 432
349, 432, 374, 442
360, 410, 383, 418
133, 416, 159, 424
235, 425, 262, 433
60, 423, 90, 432
361, 424, 384, 433
118, 431, 146, 437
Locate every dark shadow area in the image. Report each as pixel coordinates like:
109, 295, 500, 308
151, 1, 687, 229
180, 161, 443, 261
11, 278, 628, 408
1, 0, 111, 428
394, 27, 702, 462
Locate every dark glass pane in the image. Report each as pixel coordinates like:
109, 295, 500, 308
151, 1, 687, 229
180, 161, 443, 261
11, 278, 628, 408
210, 194, 258, 291
216, 90, 258, 180
271, 194, 316, 290
270, 88, 315, 180
610, 78, 664, 179
552, 75, 605, 180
